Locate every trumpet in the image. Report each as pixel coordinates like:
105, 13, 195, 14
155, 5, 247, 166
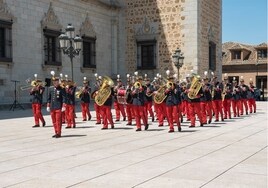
75, 86, 84, 99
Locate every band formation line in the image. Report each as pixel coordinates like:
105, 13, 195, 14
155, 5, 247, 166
25, 70, 259, 138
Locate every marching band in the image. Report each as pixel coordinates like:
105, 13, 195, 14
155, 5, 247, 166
24, 70, 259, 138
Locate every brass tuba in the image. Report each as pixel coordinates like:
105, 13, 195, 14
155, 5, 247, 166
75, 86, 83, 99
153, 86, 167, 104
187, 76, 202, 99
95, 76, 114, 106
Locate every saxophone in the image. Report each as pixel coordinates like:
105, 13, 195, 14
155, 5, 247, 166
222, 83, 227, 101
187, 76, 202, 99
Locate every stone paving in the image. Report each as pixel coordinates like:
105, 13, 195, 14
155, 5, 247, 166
0, 102, 267, 188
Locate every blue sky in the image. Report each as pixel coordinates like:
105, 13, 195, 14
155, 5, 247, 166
222, 0, 267, 45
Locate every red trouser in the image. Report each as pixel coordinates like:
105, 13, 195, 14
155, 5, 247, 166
200, 102, 208, 124
114, 101, 126, 120
248, 98, 256, 113
62, 111, 66, 123
181, 100, 187, 116
154, 102, 166, 126
100, 105, 114, 128
175, 103, 182, 123
50, 109, 62, 135
133, 105, 147, 129
145, 101, 154, 119
186, 101, 191, 120
231, 99, 240, 117
94, 103, 101, 123
212, 100, 223, 120
222, 99, 231, 119
189, 102, 203, 126
66, 104, 75, 127
126, 104, 133, 124
240, 98, 248, 115
166, 105, 180, 130
32, 103, 45, 125
81, 102, 91, 120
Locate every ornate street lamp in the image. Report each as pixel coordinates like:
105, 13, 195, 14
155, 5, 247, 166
59, 23, 82, 81
172, 48, 184, 80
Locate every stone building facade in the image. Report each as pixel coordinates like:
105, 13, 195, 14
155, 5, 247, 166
222, 42, 267, 100
125, 0, 222, 80
0, 0, 222, 106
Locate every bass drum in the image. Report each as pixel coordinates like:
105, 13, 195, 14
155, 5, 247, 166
117, 89, 127, 104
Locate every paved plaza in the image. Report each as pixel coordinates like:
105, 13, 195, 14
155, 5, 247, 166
0, 102, 267, 188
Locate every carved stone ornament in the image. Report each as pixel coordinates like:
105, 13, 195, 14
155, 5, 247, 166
80, 13, 96, 38
0, 0, 13, 21
135, 17, 158, 36
208, 24, 215, 41
41, 2, 62, 31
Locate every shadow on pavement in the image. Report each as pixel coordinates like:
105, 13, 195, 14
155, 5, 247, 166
60, 134, 87, 138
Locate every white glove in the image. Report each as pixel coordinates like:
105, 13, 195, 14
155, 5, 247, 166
46, 107, 50, 112
61, 106, 66, 112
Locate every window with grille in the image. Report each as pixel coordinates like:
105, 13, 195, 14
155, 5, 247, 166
209, 41, 216, 71
43, 29, 61, 66
257, 49, 267, 59
83, 37, 96, 68
0, 20, 12, 62
137, 41, 156, 69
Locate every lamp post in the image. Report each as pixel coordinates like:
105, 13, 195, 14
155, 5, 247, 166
172, 48, 184, 80
59, 23, 82, 81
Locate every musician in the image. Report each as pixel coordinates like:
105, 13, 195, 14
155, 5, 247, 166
144, 76, 155, 122
200, 76, 213, 124
30, 79, 46, 128
211, 75, 224, 122
248, 79, 257, 113
125, 74, 133, 125
65, 80, 76, 128
185, 74, 192, 121
47, 76, 66, 138
131, 76, 148, 131
180, 81, 188, 121
239, 77, 249, 115
79, 77, 92, 121
113, 75, 126, 122
231, 78, 241, 117
222, 75, 232, 119
165, 75, 181, 132
187, 74, 204, 127
99, 78, 114, 130
92, 75, 102, 124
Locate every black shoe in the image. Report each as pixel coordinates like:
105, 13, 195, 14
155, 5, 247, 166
215, 119, 219, 122
126, 123, 132, 125
221, 118, 224, 122
178, 127, 182, 132
65, 126, 72, 129
55, 134, 61, 138
200, 123, 203, 127
136, 128, 141, 131
52, 134, 57, 138
158, 124, 163, 127
32, 125, 40, 128
83, 119, 86, 121
62, 121, 66, 124
96, 122, 101, 125
111, 125, 114, 129
101, 127, 108, 130
115, 119, 120, 122
181, 118, 183, 123
123, 117, 126, 121
88, 116, 91, 121
246, 112, 248, 115
168, 129, 174, 133
189, 125, 195, 128
208, 119, 212, 124
145, 124, 149, 130
254, 111, 256, 113
42, 122, 46, 127
73, 125, 76, 128
152, 117, 154, 122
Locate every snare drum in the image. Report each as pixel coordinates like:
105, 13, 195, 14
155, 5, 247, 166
117, 89, 127, 104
